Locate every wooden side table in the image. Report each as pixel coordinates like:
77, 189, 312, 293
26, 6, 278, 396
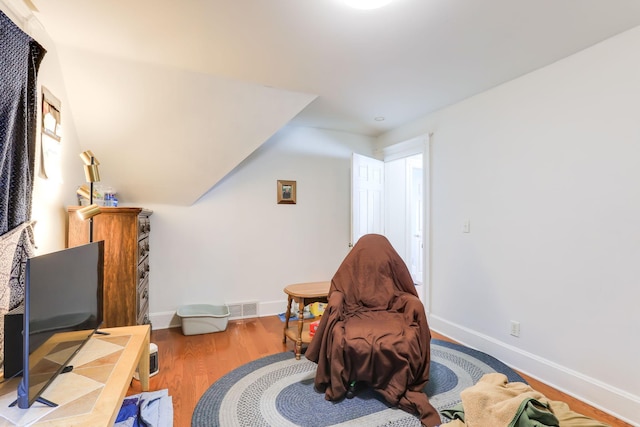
283, 281, 330, 359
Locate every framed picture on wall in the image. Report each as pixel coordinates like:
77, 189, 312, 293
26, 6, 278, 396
39, 86, 62, 181
277, 180, 296, 204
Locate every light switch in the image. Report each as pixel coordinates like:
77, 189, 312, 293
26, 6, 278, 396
463, 220, 470, 233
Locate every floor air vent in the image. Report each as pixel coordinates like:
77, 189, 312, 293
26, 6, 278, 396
228, 304, 242, 318
227, 301, 258, 319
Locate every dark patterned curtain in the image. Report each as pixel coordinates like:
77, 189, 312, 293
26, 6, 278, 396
1, 9, 46, 234
0, 9, 46, 365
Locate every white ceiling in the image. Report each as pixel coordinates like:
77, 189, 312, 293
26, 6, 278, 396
16, 0, 640, 204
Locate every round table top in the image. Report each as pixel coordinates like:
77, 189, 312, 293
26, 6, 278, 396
283, 281, 330, 298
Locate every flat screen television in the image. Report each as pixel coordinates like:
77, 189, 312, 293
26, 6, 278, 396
12, 241, 104, 409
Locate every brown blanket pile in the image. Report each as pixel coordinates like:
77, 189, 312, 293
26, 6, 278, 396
306, 234, 440, 427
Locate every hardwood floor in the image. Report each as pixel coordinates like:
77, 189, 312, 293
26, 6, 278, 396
127, 316, 631, 427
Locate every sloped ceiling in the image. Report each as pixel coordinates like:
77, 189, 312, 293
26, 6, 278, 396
55, 46, 315, 205
16, 0, 640, 205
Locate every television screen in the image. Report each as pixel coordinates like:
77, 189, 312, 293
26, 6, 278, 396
14, 241, 104, 409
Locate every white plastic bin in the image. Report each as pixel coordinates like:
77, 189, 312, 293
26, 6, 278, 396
176, 304, 230, 335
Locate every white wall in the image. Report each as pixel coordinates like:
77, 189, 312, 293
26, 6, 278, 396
144, 126, 375, 327
378, 26, 640, 425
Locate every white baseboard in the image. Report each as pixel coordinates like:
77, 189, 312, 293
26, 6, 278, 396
150, 311, 181, 330
149, 300, 288, 331
428, 314, 640, 426
259, 300, 287, 317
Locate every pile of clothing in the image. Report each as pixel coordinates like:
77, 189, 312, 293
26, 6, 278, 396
440, 373, 609, 427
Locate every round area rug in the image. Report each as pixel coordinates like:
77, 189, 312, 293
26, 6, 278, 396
192, 339, 524, 427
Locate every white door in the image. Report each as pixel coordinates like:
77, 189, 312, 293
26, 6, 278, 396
351, 153, 384, 247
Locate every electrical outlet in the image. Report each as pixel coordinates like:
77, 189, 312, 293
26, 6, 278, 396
510, 320, 520, 337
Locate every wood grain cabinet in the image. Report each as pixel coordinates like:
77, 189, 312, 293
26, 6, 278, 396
67, 206, 152, 328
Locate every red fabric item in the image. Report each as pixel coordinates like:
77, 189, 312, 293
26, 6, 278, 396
309, 320, 320, 337
306, 234, 440, 427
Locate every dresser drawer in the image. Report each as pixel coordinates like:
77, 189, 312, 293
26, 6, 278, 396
138, 257, 150, 284
138, 236, 150, 260
137, 302, 149, 325
138, 215, 151, 238
137, 277, 149, 320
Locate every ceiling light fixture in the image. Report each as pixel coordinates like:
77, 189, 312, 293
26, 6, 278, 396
344, 0, 395, 10
374, 116, 385, 121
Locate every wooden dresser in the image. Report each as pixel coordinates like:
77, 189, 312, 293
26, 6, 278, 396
67, 206, 152, 328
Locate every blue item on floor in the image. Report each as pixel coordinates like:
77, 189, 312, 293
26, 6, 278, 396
115, 389, 173, 427
278, 311, 315, 322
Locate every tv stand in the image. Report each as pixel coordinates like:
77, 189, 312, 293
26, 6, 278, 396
0, 325, 150, 426
8, 396, 57, 408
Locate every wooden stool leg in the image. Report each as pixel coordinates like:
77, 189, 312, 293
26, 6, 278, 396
283, 295, 293, 344
295, 299, 305, 359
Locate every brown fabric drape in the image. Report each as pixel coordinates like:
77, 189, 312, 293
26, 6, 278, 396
306, 234, 440, 427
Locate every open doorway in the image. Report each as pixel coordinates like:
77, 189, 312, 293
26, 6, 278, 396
351, 135, 429, 305
383, 135, 429, 305
384, 153, 424, 300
